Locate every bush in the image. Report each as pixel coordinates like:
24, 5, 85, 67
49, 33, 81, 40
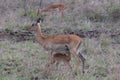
87, 13, 108, 22
83, 7, 108, 22
107, 5, 120, 21
27, 10, 38, 20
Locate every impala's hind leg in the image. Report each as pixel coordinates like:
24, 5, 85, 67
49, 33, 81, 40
59, 6, 64, 17
70, 48, 81, 75
78, 52, 86, 74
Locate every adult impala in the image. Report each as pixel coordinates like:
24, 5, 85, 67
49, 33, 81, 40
37, 4, 66, 17
29, 17, 85, 75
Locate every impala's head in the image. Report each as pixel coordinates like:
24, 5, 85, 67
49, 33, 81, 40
29, 17, 44, 31
37, 17, 44, 24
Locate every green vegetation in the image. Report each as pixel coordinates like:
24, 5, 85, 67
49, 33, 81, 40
107, 4, 120, 21
27, 10, 38, 20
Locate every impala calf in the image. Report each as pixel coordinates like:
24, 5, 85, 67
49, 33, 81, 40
46, 53, 72, 72
29, 17, 85, 75
45, 44, 72, 71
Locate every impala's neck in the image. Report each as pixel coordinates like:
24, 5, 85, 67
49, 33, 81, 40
36, 23, 45, 44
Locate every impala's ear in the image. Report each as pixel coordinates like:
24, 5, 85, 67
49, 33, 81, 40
32, 23, 37, 27
37, 17, 44, 23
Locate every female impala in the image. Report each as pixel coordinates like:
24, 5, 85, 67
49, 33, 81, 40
29, 18, 85, 74
37, 4, 66, 17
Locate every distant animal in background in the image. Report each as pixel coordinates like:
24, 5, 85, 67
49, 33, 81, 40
37, 4, 66, 17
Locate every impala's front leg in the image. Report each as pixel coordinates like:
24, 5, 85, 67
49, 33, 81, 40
71, 48, 81, 75
44, 51, 54, 73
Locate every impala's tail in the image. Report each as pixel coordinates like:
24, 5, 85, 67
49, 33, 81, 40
78, 52, 85, 74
